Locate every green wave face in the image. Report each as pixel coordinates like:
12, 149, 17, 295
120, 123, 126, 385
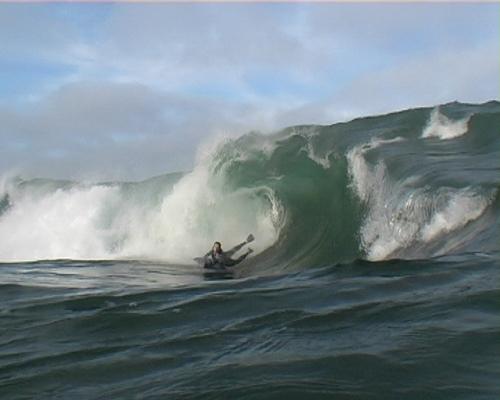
210, 131, 363, 271
207, 101, 500, 271
1, 101, 499, 269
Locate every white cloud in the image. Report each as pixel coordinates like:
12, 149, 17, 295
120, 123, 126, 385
0, 81, 294, 180
0, 3, 498, 180
328, 39, 500, 118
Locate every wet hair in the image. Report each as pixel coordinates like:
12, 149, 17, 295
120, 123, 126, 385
213, 241, 222, 253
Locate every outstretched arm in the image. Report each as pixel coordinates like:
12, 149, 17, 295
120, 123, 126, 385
194, 249, 213, 266
225, 241, 247, 257
225, 248, 253, 267
225, 234, 254, 257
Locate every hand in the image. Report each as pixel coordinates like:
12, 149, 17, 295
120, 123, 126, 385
246, 234, 255, 243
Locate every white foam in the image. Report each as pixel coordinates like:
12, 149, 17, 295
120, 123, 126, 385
421, 189, 492, 242
347, 137, 493, 261
0, 184, 121, 261
118, 157, 282, 264
347, 137, 404, 202
422, 107, 470, 140
0, 140, 283, 263
304, 141, 332, 169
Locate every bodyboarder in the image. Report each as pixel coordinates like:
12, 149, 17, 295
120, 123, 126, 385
197, 234, 254, 270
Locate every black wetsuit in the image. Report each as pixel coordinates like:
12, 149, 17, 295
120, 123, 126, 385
203, 241, 250, 269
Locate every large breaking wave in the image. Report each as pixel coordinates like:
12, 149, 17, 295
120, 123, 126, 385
1, 101, 499, 271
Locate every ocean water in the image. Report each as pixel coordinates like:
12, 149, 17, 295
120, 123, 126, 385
1, 101, 499, 399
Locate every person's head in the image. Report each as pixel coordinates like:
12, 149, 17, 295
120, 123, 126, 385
213, 241, 222, 253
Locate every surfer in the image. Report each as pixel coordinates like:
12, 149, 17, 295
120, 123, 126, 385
199, 234, 254, 269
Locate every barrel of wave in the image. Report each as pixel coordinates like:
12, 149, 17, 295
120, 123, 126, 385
118, 152, 282, 264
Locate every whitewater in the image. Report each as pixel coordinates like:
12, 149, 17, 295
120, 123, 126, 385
1, 101, 499, 399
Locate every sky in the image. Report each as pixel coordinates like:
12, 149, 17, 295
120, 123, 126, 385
0, 2, 498, 181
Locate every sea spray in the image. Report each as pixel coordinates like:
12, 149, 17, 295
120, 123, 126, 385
347, 134, 495, 260
0, 141, 282, 263
0, 101, 498, 269
2, 101, 500, 400
422, 106, 470, 140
